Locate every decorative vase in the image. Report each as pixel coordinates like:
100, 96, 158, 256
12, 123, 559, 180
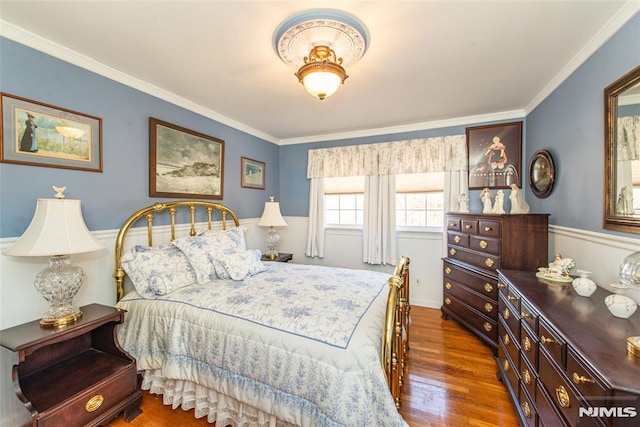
572, 270, 596, 297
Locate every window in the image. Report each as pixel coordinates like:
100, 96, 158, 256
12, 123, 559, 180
324, 176, 365, 226
323, 173, 444, 228
396, 173, 444, 228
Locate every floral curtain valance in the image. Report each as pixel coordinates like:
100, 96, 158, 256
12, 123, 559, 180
306, 135, 467, 178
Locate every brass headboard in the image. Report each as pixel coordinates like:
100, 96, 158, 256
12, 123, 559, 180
113, 200, 240, 302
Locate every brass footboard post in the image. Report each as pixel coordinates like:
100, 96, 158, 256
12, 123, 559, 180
382, 255, 411, 409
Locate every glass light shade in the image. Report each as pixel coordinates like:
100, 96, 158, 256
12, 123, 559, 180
302, 71, 343, 100
3, 198, 104, 327
619, 250, 640, 288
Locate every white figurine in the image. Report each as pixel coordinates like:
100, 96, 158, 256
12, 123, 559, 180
53, 185, 67, 199
617, 186, 634, 215
492, 190, 505, 214
480, 188, 493, 213
509, 184, 530, 214
458, 193, 469, 213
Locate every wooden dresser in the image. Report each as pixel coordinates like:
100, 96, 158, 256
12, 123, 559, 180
497, 269, 640, 427
442, 213, 549, 353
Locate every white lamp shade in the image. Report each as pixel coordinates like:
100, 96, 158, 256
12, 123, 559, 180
257, 201, 288, 227
3, 198, 104, 257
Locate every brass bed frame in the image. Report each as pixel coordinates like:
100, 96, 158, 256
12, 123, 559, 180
112, 200, 410, 410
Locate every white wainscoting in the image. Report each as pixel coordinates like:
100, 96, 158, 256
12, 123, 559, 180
1, 219, 639, 329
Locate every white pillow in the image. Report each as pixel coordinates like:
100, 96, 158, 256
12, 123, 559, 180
121, 244, 196, 298
214, 249, 267, 280
172, 227, 246, 283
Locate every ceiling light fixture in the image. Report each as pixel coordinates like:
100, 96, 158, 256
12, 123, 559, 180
274, 11, 368, 100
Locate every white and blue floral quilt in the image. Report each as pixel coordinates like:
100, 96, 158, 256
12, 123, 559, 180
116, 262, 408, 426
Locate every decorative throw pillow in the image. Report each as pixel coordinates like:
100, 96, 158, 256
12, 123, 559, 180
172, 227, 247, 283
121, 244, 196, 298
214, 249, 267, 281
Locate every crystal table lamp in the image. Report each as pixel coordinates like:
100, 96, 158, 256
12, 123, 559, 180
3, 191, 104, 327
256, 197, 287, 259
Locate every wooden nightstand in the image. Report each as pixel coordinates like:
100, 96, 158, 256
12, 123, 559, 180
261, 252, 293, 262
0, 303, 141, 426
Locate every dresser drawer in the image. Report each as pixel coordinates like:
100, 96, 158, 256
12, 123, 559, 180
499, 291, 521, 341
447, 246, 501, 270
539, 318, 566, 368
469, 235, 501, 254
38, 364, 137, 427
519, 384, 537, 427
520, 322, 538, 369
445, 279, 497, 317
520, 299, 538, 333
498, 339, 520, 400
536, 379, 569, 427
443, 261, 497, 300
443, 294, 497, 342
520, 351, 537, 404
539, 347, 583, 426
447, 217, 461, 231
499, 317, 520, 370
448, 232, 469, 247
566, 348, 607, 407
461, 219, 478, 234
478, 219, 501, 237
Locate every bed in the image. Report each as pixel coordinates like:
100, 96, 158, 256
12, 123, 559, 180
112, 200, 410, 426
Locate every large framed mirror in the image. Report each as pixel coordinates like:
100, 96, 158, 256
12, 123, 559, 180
604, 65, 640, 234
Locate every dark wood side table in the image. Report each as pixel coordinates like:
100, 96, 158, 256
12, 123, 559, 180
0, 303, 141, 426
261, 252, 293, 262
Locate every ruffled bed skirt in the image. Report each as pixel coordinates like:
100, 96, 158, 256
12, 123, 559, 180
141, 369, 296, 427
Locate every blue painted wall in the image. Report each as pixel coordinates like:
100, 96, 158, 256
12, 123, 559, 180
0, 38, 279, 237
526, 12, 640, 234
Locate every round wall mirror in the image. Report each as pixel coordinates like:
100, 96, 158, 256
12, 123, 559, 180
529, 149, 555, 198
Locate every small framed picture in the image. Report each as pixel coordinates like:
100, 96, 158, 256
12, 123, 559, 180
149, 118, 224, 199
0, 93, 102, 172
241, 157, 265, 190
467, 121, 522, 189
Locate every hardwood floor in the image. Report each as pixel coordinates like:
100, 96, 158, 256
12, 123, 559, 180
107, 306, 519, 426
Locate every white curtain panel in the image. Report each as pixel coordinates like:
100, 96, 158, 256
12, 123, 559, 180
363, 174, 397, 265
305, 177, 325, 258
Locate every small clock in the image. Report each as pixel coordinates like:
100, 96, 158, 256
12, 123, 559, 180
529, 149, 555, 198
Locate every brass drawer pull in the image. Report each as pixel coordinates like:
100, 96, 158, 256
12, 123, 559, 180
453, 235, 461, 243
497, 283, 506, 289
541, 335, 555, 344
484, 302, 494, 313
485, 258, 494, 267
503, 308, 510, 320
484, 226, 492, 232
484, 283, 493, 293
445, 267, 451, 274
503, 334, 510, 346
445, 282, 452, 290
572, 373, 595, 384
85, 394, 104, 413
483, 322, 492, 332
479, 240, 488, 249
521, 312, 531, 318
522, 401, 531, 418
449, 222, 457, 228
444, 297, 451, 305
507, 295, 517, 301
522, 368, 532, 385
449, 248, 456, 256
522, 336, 531, 352
556, 385, 571, 408
465, 224, 473, 229
502, 359, 510, 371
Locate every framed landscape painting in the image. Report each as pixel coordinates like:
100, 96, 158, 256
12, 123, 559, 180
467, 121, 522, 189
149, 118, 224, 199
241, 157, 265, 189
0, 93, 102, 172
